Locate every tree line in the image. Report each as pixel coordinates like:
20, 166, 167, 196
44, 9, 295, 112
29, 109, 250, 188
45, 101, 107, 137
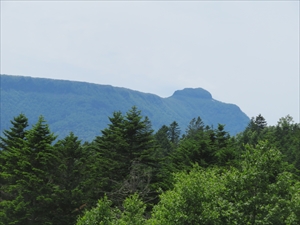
0, 106, 299, 224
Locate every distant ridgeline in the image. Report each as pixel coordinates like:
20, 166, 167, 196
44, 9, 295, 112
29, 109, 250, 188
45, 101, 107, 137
0, 74, 249, 141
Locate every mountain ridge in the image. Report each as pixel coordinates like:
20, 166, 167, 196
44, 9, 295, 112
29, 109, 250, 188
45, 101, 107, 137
0, 74, 250, 141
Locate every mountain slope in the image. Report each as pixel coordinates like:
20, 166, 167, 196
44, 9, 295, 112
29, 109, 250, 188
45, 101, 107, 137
0, 75, 249, 141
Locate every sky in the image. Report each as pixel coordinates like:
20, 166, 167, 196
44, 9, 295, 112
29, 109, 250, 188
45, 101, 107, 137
1, 1, 299, 125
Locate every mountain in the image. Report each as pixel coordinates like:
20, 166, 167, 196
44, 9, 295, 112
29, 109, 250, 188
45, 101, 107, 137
0, 74, 249, 141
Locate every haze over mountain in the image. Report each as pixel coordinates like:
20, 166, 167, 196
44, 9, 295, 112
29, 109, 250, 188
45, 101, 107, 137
0, 75, 249, 141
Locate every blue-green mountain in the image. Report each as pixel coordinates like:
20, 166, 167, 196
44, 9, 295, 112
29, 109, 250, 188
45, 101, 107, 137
0, 74, 249, 141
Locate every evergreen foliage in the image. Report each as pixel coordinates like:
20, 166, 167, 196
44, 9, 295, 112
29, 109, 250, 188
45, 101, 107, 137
0, 110, 299, 225
53, 132, 94, 224
93, 107, 158, 206
148, 141, 300, 225
0, 113, 28, 151
171, 121, 234, 172
0, 116, 58, 224
0, 114, 29, 213
237, 114, 300, 172
168, 121, 181, 147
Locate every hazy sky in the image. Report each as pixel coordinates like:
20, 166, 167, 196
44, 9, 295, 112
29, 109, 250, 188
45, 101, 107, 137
1, 1, 299, 125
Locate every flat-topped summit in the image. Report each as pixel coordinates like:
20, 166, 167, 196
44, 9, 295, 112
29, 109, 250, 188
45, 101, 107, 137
0, 75, 249, 141
171, 88, 212, 99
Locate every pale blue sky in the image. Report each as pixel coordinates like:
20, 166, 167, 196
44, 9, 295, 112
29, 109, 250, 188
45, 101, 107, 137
1, 1, 299, 125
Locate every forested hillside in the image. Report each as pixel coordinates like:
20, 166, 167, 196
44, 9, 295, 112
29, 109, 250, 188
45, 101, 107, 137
0, 109, 299, 225
0, 75, 249, 141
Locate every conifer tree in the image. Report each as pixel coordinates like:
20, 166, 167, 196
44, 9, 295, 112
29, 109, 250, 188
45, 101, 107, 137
274, 115, 300, 171
0, 116, 58, 225
185, 116, 205, 138
211, 124, 235, 166
237, 114, 268, 147
123, 107, 159, 202
255, 113, 267, 130
53, 132, 94, 225
154, 125, 172, 157
0, 113, 28, 151
124, 107, 155, 163
0, 114, 29, 209
149, 142, 300, 225
153, 125, 175, 191
171, 123, 212, 171
168, 121, 180, 147
94, 111, 129, 194
171, 123, 235, 171
94, 107, 157, 206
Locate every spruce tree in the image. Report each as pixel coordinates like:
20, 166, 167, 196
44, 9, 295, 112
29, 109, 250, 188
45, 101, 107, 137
94, 111, 129, 194
211, 124, 235, 166
0, 113, 28, 151
171, 123, 235, 171
0, 114, 29, 208
124, 107, 155, 162
123, 107, 158, 196
0, 114, 29, 224
94, 107, 157, 206
153, 125, 175, 191
238, 114, 268, 147
0, 116, 58, 225
168, 121, 180, 147
171, 123, 212, 171
154, 125, 172, 157
185, 116, 205, 138
53, 132, 91, 225
255, 113, 267, 130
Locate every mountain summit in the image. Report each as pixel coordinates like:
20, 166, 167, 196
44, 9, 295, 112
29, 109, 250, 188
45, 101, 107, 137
0, 75, 249, 141
171, 88, 212, 99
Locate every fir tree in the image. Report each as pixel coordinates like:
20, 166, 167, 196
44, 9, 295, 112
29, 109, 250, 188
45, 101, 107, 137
94, 107, 157, 206
0, 113, 28, 151
168, 121, 180, 147
0, 116, 58, 225
53, 132, 93, 225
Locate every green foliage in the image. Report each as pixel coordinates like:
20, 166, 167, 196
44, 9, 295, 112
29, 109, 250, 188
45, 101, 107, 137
0, 113, 28, 151
0, 114, 29, 211
77, 194, 146, 225
273, 115, 300, 171
93, 107, 158, 206
171, 121, 235, 172
223, 142, 297, 224
148, 166, 226, 225
152, 122, 183, 192
154, 125, 172, 157
53, 132, 96, 224
168, 121, 181, 147
0, 116, 106, 225
149, 141, 300, 225
1, 109, 299, 225
115, 194, 146, 225
237, 114, 268, 146
0, 116, 58, 224
238, 114, 300, 171
77, 195, 115, 225
124, 107, 156, 167
93, 111, 129, 195
185, 116, 205, 138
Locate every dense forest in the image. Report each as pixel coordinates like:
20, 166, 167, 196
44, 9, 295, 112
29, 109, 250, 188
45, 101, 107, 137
0, 106, 299, 224
1, 75, 249, 140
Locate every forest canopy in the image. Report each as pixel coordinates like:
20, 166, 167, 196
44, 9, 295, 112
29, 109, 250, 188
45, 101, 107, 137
0, 74, 250, 141
0, 107, 299, 225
